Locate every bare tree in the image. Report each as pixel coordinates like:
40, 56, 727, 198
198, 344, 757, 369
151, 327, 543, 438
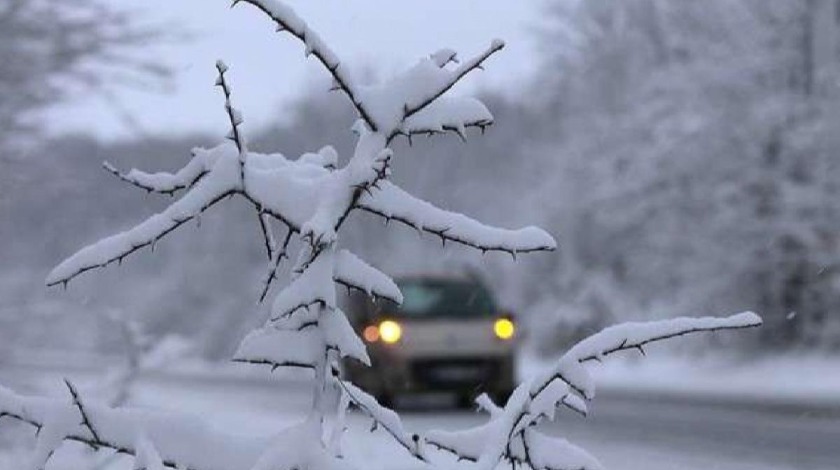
0, 1, 761, 469
0, 0, 169, 150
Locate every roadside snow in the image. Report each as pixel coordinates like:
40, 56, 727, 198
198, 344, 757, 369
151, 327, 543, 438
519, 351, 840, 408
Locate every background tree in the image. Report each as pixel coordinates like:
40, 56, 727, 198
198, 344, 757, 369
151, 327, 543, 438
0, 0, 169, 152
526, 0, 840, 350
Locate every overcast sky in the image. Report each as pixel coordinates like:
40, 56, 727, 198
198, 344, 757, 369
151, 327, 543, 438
45, 0, 544, 141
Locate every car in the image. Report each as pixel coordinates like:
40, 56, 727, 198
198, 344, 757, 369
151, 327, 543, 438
343, 274, 517, 407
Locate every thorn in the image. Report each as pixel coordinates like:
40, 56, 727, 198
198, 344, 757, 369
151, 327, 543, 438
275, 24, 286, 33
636, 345, 646, 357
454, 126, 467, 143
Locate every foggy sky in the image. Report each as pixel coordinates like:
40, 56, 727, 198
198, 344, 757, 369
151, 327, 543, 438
44, 0, 541, 141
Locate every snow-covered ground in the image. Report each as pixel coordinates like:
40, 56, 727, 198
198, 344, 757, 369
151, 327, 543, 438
0, 353, 837, 470
519, 351, 840, 410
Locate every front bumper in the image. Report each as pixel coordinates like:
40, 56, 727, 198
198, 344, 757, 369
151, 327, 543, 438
346, 352, 514, 397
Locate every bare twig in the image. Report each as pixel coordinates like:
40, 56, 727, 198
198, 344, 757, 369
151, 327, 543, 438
64, 379, 103, 449
215, 60, 248, 185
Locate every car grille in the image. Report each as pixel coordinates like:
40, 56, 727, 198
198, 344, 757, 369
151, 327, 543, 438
410, 358, 500, 388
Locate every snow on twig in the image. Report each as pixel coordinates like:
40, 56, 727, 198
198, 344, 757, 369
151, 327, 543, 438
335, 378, 424, 461
333, 249, 403, 305
400, 39, 504, 127
235, 0, 378, 130
214, 60, 248, 185
258, 226, 294, 302
102, 156, 208, 196
358, 180, 556, 255
425, 313, 762, 470
0, 385, 266, 470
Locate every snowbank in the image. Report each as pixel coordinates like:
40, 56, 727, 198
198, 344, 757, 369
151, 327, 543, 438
519, 351, 840, 409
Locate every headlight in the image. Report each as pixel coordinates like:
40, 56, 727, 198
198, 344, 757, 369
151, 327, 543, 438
362, 325, 380, 343
494, 318, 515, 340
378, 320, 403, 344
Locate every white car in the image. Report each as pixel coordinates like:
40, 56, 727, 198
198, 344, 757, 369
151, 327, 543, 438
344, 275, 517, 407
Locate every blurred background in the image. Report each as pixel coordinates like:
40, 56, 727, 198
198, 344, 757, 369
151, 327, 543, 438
2, 1, 840, 469
3, 0, 840, 359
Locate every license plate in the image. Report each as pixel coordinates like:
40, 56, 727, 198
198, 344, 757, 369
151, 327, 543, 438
429, 364, 485, 381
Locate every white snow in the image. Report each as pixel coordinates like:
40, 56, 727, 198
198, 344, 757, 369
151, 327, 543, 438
333, 250, 403, 305
359, 181, 556, 254
233, 327, 321, 369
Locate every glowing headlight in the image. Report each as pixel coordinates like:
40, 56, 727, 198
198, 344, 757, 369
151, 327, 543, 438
362, 325, 380, 343
378, 320, 402, 344
494, 318, 515, 340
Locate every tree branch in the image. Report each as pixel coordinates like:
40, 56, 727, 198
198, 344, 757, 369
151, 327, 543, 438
102, 160, 208, 196
235, 0, 378, 131
215, 60, 247, 185
357, 181, 556, 256
258, 226, 293, 302
335, 377, 425, 462
63, 379, 104, 450
398, 39, 504, 130
257, 210, 276, 260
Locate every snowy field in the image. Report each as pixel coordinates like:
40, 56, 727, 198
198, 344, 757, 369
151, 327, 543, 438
0, 358, 837, 470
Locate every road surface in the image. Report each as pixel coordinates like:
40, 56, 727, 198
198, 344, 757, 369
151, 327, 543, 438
0, 366, 837, 470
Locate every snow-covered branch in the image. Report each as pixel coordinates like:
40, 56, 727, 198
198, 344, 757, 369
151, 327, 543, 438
0, 385, 266, 470
215, 60, 248, 184
258, 225, 294, 302
235, 0, 378, 131
333, 249, 403, 305
335, 378, 424, 462
47, 150, 242, 287
399, 40, 504, 130
423, 313, 762, 470
531, 312, 763, 400
101, 148, 215, 196
358, 181, 556, 255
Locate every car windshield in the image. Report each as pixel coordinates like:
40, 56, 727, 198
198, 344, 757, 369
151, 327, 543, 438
392, 279, 496, 318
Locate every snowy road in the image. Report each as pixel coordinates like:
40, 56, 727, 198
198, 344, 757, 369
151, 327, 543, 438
0, 367, 838, 470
